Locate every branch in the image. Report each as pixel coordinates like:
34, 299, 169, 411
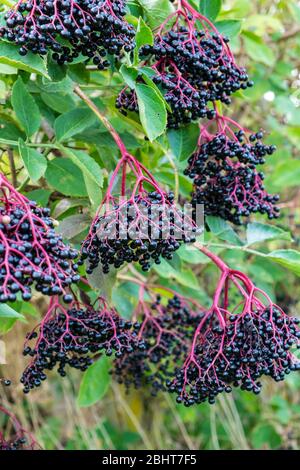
73, 85, 127, 155
7, 148, 17, 187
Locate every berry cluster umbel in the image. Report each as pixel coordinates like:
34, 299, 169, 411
0, 405, 38, 450
168, 247, 300, 406
0, 174, 79, 303
113, 286, 204, 395
81, 151, 197, 274
116, 0, 252, 127
0, 0, 135, 67
111, 247, 300, 406
21, 295, 142, 393
185, 115, 280, 224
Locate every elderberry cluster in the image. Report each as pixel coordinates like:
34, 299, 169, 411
117, 18, 253, 128
116, 68, 216, 128
185, 131, 280, 224
81, 191, 197, 274
0, 0, 135, 66
0, 202, 79, 302
21, 300, 142, 393
169, 308, 300, 406
140, 28, 253, 104
0, 436, 28, 450
113, 295, 202, 395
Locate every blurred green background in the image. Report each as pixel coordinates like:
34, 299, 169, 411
1, 0, 300, 450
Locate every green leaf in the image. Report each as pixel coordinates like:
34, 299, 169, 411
246, 222, 291, 246
136, 16, 153, 50
25, 189, 52, 206
139, 67, 172, 112
177, 244, 210, 264
58, 214, 91, 240
251, 424, 281, 449
206, 216, 243, 245
0, 304, 24, 334
54, 108, 96, 142
0, 120, 25, 141
167, 124, 199, 161
153, 259, 199, 289
83, 174, 103, 209
45, 158, 87, 197
215, 20, 242, 38
41, 92, 76, 114
137, 0, 174, 29
59, 147, 103, 188
199, 0, 222, 21
0, 304, 24, 319
0, 42, 48, 77
11, 77, 41, 138
267, 250, 300, 277
266, 159, 300, 190
119, 64, 139, 89
18, 139, 47, 181
135, 83, 167, 141
243, 32, 275, 66
77, 356, 111, 407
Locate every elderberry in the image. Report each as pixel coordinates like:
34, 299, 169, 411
81, 191, 197, 274
185, 131, 279, 224
20, 297, 142, 392
116, 67, 216, 128
0, 0, 135, 66
0, 200, 79, 301
112, 295, 203, 395
168, 307, 300, 406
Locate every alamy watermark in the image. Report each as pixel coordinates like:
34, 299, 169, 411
96, 201, 205, 245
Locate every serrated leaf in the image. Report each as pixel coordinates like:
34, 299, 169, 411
246, 222, 291, 246
25, 189, 52, 206
59, 147, 103, 188
167, 124, 199, 161
215, 20, 242, 38
77, 356, 111, 407
54, 108, 96, 142
83, 174, 103, 210
199, 0, 222, 21
243, 31, 275, 66
119, 64, 138, 89
153, 259, 199, 288
0, 42, 48, 77
206, 216, 243, 245
136, 16, 153, 50
0, 304, 24, 319
136, 83, 167, 141
41, 92, 76, 114
267, 250, 300, 277
137, 0, 174, 29
11, 77, 41, 137
18, 139, 47, 181
45, 158, 87, 197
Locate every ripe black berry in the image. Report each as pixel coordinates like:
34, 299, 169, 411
0, 406, 38, 450
185, 118, 279, 224
0, 0, 135, 66
20, 295, 142, 392
167, 248, 300, 406
116, 0, 251, 128
0, 173, 79, 302
81, 152, 198, 274
112, 290, 204, 395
